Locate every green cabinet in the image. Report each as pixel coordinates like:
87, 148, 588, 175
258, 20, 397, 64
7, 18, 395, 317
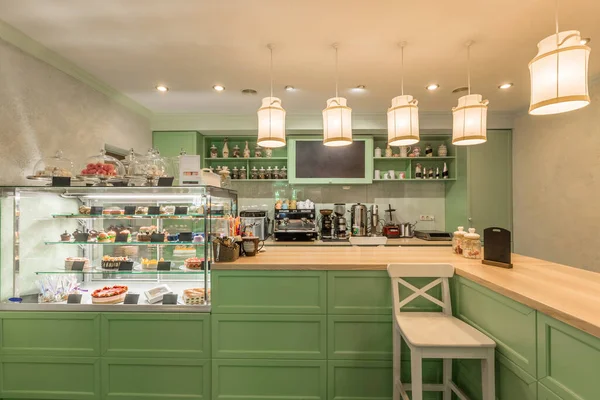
538, 383, 564, 400
327, 271, 391, 314
328, 360, 393, 400
212, 314, 326, 359
212, 270, 327, 314
537, 314, 600, 400
152, 131, 203, 157
328, 315, 392, 360
212, 359, 327, 400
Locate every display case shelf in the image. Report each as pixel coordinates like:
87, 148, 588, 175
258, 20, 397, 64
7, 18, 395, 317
44, 241, 206, 246
207, 157, 287, 161
374, 156, 456, 161
373, 178, 456, 182
52, 214, 206, 219
35, 269, 208, 275
231, 179, 288, 182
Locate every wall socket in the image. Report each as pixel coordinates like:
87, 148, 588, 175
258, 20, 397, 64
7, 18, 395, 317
419, 215, 435, 221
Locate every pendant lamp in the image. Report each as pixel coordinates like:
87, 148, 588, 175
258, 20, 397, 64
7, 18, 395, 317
388, 42, 419, 146
257, 44, 286, 148
452, 42, 488, 146
529, 1, 590, 115
323, 44, 352, 147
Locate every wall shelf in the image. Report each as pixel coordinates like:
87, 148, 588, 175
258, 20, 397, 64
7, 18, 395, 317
373, 178, 456, 182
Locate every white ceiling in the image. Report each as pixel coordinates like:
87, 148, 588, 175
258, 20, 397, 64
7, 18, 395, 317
0, 0, 598, 115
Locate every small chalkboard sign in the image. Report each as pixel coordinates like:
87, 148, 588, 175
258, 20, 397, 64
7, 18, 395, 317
178, 232, 193, 242
115, 233, 130, 243
148, 206, 160, 215
51, 176, 71, 187
151, 233, 165, 243
157, 261, 171, 271
175, 206, 188, 215
112, 181, 126, 187
71, 261, 85, 272
124, 206, 136, 215
124, 293, 140, 304
90, 206, 103, 215
118, 261, 134, 271
162, 293, 178, 305
67, 294, 82, 304
482, 227, 513, 269
157, 177, 174, 187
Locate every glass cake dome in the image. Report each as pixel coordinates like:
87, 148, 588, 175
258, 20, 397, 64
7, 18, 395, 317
31, 150, 74, 179
79, 149, 126, 178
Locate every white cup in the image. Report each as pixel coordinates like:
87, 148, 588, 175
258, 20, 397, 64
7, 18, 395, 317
388, 170, 395, 179
374, 170, 381, 179
398, 172, 406, 179
383, 173, 390, 180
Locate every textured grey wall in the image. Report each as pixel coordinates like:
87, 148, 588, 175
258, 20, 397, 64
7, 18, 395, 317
513, 80, 600, 273
0, 39, 150, 184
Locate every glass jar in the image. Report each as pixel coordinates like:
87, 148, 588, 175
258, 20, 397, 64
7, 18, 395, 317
452, 226, 465, 255
272, 166, 279, 179
232, 166, 239, 180
134, 149, 169, 178
239, 166, 247, 180
280, 166, 287, 179
266, 166, 272, 179
250, 166, 258, 179
32, 150, 74, 178
258, 166, 266, 179
80, 149, 126, 178
462, 228, 482, 259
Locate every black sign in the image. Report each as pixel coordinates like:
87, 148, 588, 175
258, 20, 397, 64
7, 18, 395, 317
124, 293, 140, 304
71, 261, 85, 271
67, 294, 82, 304
124, 206, 136, 215
115, 233, 130, 243
150, 233, 165, 243
157, 177, 174, 187
118, 261, 134, 271
162, 293, 178, 305
178, 232, 193, 242
157, 261, 171, 271
112, 181, 126, 187
175, 206, 188, 215
148, 206, 160, 215
90, 206, 103, 215
51, 176, 71, 187
482, 227, 513, 269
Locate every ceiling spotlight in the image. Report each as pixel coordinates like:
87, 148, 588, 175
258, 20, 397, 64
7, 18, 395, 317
156, 85, 169, 92
498, 83, 514, 89
213, 85, 225, 92
285, 85, 295, 91
580, 37, 591, 45
351, 85, 367, 92
241, 89, 258, 95
426, 84, 440, 91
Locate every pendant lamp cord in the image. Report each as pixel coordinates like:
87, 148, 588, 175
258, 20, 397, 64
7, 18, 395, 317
555, 0, 559, 44
334, 44, 339, 99
268, 44, 274, 101
401, 44, 405, 96
467, 43, 471, 96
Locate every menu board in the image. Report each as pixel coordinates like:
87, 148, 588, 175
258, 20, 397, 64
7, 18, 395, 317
295, 140, 366, 179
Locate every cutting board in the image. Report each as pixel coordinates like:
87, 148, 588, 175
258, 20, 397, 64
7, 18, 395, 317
482, 227, 513, 268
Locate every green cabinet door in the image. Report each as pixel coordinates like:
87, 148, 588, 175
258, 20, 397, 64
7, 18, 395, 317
537, 313, 600, 400
327, 271, 391, 314
212, 314, 326, 359
328, 360, 393, 400
212, 359, 327, 400
102, 358, 210, 399
328, 315, 392, 360
152, 131, 201, 157
538, 383, 564, 400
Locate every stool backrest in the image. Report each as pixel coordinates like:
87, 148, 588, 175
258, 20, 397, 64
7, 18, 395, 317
387, 263, 454, 315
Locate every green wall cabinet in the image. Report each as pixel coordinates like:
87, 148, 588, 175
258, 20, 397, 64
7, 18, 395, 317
537, 313, 600, 400
152, 131, 203, 157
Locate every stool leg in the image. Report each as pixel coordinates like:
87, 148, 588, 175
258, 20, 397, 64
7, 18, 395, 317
393, 328, 400, 400
481, 349, 496, 400
411, 349, 423, 400
443, 359, 452, 400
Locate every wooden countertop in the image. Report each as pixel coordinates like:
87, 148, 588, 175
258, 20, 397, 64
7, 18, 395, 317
214, 246, 600, 338
264, 238, 452, 247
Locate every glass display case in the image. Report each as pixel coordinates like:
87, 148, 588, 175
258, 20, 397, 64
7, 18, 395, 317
0, 186, 237, 310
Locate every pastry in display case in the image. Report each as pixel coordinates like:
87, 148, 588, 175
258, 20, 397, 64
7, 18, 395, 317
29, 150, 75, 180
0, 186, 237, 309
79, 148, 126, 185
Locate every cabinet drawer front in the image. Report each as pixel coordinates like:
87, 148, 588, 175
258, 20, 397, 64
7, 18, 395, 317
328, 315, 392, 360
0, 312, 100, 356
328, 271, 391, 314
212, 270, 326, 314
102, 358, 209, 399
538, 383, 563, 400
454, 276, 537, 376
0, 356, 100, 399
212, 314, 326, 359
101, 313, 210, 358
538, 313, 600, 400
328, 360, 392, 400
212, 359, 326, 400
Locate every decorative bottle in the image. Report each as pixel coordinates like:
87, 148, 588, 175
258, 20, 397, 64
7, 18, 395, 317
222, 138, 229, 158
243, 141, 251, 158
442, 162, 449, 179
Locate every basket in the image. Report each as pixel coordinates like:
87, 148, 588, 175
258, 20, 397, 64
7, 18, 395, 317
212, 240, 240, 262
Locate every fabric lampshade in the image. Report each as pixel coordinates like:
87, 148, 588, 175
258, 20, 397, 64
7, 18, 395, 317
257, 97, 286, 148
387, 95, 420, 146
452, 94, 488, 146
322, 97, 352, 147
529, 30, 590, 115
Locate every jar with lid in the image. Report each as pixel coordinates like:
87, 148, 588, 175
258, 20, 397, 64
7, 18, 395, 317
31, 150, 74, 179
240, 166, 247, 179
250, 166, 258, 179
272, 166, 279, 179
462, 228, 482, 259
452, 226, 465, 255
210, 145, 218, 158
280, 166, 287, 179
258, 166, 266, 179
266, 166, 272, 179
232, 166, 239, 180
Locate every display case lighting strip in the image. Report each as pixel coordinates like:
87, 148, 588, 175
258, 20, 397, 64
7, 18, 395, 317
63, 194, 203, 200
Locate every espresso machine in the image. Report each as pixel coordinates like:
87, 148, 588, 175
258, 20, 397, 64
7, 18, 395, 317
319, 209, 334, 239
333, 203, 347, 239
273, 208, 317, 241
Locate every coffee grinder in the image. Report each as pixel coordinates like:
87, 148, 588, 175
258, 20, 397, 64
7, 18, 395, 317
333, 203, 347, 239
382, 204, 401, 238
319, 209, 334, 239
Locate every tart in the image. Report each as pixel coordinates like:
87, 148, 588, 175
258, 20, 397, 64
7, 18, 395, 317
117, 229, 132, 242
60, 230, 72, 242
135, 206, 148, 215
183, 288, 210, 305
184, 257, 204, 270
91, 285, 128, 304
141, 257, 164, 270
174, 245, 197, 257
64, 257, 90, 271
79, 205, 91, 215
101, 255, 130, 269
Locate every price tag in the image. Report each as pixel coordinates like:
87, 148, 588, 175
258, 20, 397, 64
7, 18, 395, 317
118, 261, 133, 271
124, 206, 136, 215
90, 206, 103, 215
157, 177, 174, 187
111, 181, 126, 187
147, 206, 160, 215
174, 206, 188, 215
157, 261, 171, 271
124, 293, 140, 304
115, 233, 130, 243
178, 232, 193, 242
67, 294, 82, 304
151, 233, 165, 243
71, 261, 85, 271
162, 293, 178, 305
51, 176, 71, 187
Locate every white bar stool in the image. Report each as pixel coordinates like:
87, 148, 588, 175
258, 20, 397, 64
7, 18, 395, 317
387, 263, 496, 400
